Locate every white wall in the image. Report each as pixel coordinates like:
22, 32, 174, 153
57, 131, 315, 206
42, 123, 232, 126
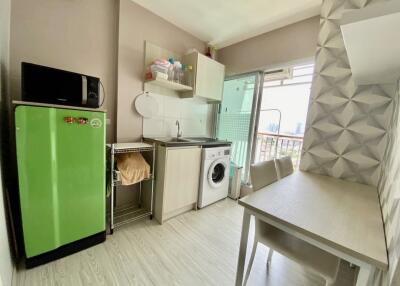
0, 0, 14, 284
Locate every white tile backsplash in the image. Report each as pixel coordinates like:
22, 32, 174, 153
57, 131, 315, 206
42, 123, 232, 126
142, 117, 166, 137
180, 118, 206, 137
163, 118, 179, 137
142, 92, 212, 138
163, 94, 179, 118
179, 100, 194, 119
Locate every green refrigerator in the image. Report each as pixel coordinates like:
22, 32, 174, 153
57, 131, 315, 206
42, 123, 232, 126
15, 105, 106, 267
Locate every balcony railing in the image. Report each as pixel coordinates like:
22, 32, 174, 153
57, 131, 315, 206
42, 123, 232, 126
255, 132, 304, 169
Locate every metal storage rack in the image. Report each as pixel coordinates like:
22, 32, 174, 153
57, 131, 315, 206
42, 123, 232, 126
107, 142, 155, 233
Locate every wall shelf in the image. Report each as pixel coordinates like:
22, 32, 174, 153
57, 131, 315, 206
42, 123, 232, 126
145, 78, 193, 92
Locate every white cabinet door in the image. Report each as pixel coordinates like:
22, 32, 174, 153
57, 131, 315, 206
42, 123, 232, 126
163, 147, 201, 214
195, 53, 225, 101
182, 52, 225, 101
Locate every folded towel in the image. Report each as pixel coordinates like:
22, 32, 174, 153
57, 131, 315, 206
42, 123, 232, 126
116, 153, 150, 185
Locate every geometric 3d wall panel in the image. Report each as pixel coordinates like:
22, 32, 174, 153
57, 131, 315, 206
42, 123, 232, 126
300, 0, 395, 188
379, 95, 400, 286
300, 0, 400, 285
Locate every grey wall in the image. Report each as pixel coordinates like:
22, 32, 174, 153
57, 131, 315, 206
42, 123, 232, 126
300, 0, 399, 285
115, 0, 206, 205
6, 0, 207, 225
0, 0, 14, 284
0, 173, 12, 286
116, 0, 206, 142
9, 0, 207, 144
9, 0, 119, 143
217, 16, 320, 75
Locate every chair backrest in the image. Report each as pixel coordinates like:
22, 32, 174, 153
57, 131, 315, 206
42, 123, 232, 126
275, 156, 294, 179
250, 160, 278, 191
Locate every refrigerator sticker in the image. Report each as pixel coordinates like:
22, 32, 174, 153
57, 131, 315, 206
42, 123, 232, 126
90, 118, 102, 128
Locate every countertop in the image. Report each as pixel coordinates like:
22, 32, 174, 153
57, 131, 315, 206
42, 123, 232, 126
143, 137, 231, 147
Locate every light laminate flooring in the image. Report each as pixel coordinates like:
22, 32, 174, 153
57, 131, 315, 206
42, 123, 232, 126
14, 199, 356, 286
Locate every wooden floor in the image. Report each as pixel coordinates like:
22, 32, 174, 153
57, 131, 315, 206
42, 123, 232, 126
14, 199, 357, 286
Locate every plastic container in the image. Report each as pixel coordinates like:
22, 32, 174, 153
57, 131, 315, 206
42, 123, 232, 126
229, 163, 242, 199
168, 58, 175, 81
150, 64, 168, 80
179, 64, 185, 85
173, 61, 182, 83
153, 71, 168, 80
185, 65, 193, 87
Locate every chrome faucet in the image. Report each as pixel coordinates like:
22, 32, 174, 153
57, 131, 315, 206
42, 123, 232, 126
176, 120, 182, 138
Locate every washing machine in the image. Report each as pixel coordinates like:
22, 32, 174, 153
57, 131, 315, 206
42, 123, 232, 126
198, 146, 231, 208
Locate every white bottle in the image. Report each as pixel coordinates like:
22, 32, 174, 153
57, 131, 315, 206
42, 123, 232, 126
173, 61, 182, 83
168, 58, 175, 81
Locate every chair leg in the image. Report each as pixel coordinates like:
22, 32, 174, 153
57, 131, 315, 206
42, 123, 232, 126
244, 241, 258, 286
266, 249, 273, 272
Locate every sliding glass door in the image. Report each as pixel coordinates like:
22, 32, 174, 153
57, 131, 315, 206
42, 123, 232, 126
216, 63, 313, 184
254, 64, 314, 169
216, 73, 263, 182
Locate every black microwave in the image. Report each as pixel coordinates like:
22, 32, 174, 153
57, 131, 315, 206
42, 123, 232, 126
21, 62, 102, 108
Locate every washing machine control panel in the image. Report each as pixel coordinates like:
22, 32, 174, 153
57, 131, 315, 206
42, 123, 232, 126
205, 148, 231, 160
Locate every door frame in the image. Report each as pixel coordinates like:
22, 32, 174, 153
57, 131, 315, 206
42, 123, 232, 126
217, 60, 315, 184
217, 71, 264, 184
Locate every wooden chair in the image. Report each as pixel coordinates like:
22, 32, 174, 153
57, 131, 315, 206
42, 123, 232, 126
245, 160, 340, 286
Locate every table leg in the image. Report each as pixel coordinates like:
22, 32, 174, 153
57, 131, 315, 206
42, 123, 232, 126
235, 210, 251, 286
355, 264, 373, 286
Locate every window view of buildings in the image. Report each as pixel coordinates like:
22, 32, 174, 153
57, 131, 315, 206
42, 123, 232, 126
255, 64, 314, 167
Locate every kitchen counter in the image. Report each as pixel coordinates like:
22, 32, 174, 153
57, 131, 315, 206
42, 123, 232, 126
143, 137, 231, 148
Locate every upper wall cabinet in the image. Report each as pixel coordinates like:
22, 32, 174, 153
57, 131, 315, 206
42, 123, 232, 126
182, 52, 225, 102
143, 42, 225, 102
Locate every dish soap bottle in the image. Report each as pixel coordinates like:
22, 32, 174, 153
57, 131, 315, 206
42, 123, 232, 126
185, 65, 193, 87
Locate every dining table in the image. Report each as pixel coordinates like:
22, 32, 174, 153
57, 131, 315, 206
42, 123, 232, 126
235, 171, 388, 286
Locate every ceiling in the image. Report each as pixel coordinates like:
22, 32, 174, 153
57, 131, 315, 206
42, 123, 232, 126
131, 0, 322, 49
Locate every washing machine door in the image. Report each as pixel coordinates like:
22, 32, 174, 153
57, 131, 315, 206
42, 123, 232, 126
207, 159, 228, 189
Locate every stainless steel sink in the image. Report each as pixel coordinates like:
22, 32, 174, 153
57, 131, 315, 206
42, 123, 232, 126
168, 137, 215, 143
156, 137, 195, 143
183, 137, 215, 142
151, 137, 214, 144
144, 136, 228, 147
164, 138, 191, 143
